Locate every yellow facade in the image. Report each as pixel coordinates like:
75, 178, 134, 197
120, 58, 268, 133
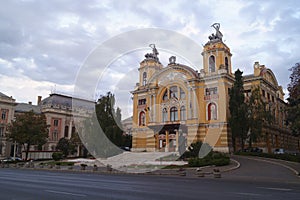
131, 26, 300, 154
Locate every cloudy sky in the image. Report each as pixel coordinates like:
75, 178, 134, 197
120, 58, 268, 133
1, 0, 300, 119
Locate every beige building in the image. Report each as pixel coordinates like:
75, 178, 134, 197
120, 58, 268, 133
0, 92, 17, 159
131, 24, 299, 154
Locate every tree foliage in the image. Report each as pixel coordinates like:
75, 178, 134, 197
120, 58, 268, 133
229, 69, 249, 151
246, 87, 273, 147
287, 62, 300, 136
8, 110, 48, 160
96, 92, 132, 148
56, 137, 76, 157
229, 70, 274, 151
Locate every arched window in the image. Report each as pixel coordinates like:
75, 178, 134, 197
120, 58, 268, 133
180, 87, 186, 99
170, 106, 178, 121
209, 55, 215, 73
142, 72, 147, 86
139, 111, 146, 126
180, 106, 186, 121
225, 57, 229, 70
162, 108, 168, 122
162, 90, 168, 101
208, 103, 217, 120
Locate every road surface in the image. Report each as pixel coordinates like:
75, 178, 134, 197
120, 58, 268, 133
0, 167, 299, 200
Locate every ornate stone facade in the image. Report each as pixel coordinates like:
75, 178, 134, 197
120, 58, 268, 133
131, 25, 299, 153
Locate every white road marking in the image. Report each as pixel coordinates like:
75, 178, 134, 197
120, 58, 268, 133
234, 192, 263, 196
258, 187, 292, 191
45, 189, 87, 197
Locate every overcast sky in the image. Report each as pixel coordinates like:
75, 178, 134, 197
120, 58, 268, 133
1, 0, 300, 119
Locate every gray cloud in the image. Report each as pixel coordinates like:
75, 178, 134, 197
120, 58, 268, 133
1, 0, 300, 108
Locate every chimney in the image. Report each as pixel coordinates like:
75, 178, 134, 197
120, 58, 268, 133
37, 96, 42, 105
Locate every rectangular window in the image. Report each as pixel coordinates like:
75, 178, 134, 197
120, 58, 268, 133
52, 131, 58, 141
262, 89, 265, 97
53, 119, 59, 126
1, 110, 7, 120
205, 87, 218, 95
138, 99, 146, 105
0, 127, 4, 137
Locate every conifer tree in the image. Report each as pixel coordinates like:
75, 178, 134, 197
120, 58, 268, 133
229, 69, 248, 151
96, 92, 131, 147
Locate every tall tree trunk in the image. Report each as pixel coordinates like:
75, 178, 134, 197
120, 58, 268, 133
25, 142, 31, 161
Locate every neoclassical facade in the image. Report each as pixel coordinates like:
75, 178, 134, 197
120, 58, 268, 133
131, 24, 299, 153
0, 92, 17, 159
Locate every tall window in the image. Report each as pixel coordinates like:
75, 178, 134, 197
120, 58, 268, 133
225, 57, 229, 70
208, 103, 217, 120
1, 110, 7, 120
142, 72, 147, 86
162, 108, 168, 122
180, 106, 186, 121
64, 126, 69, 138
52, 131, 58, 141
0, 127, 4, 137
170, 106, 178, 121
139, 111, 145, 126
209, 55, 215, 73
53, 119, 59, 126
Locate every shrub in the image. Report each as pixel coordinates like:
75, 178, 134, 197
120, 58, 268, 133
52, 152, 64, 161
188, 151, 230, 167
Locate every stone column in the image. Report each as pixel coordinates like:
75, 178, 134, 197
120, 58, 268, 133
175, 130, 179, 152
68, 120, 72, 139
165, 130, 169, 152
188, 88, 192, 119
193, 87, 198, 118
153, 94, 156, 122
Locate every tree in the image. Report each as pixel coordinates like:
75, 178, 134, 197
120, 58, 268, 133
8, 110, 48, 160
70, 131, 88, 157
229, 69, 249, 151
96, 92, 131, 148
287, 63, 300, 136
246, 87, 273, 147
56, 137, 76, 157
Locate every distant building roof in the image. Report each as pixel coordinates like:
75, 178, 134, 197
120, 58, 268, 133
40, 93, 95, 111
15, 103, 41, 114
0, 92, 9, 98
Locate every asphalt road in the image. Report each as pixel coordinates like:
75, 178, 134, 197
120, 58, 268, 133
0, 167, 299, 200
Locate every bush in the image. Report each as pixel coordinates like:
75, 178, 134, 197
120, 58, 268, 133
188, 151, 230, 167
52, 152, 64, 161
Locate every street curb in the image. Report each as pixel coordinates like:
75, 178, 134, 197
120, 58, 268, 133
221, 158, 240, 173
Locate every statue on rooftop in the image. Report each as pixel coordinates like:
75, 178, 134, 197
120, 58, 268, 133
208, 23, 223, 42
145, 44, 159, 61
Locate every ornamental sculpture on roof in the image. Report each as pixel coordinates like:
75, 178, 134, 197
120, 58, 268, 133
208, 23, 223, 42
145, 44, 159, 61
